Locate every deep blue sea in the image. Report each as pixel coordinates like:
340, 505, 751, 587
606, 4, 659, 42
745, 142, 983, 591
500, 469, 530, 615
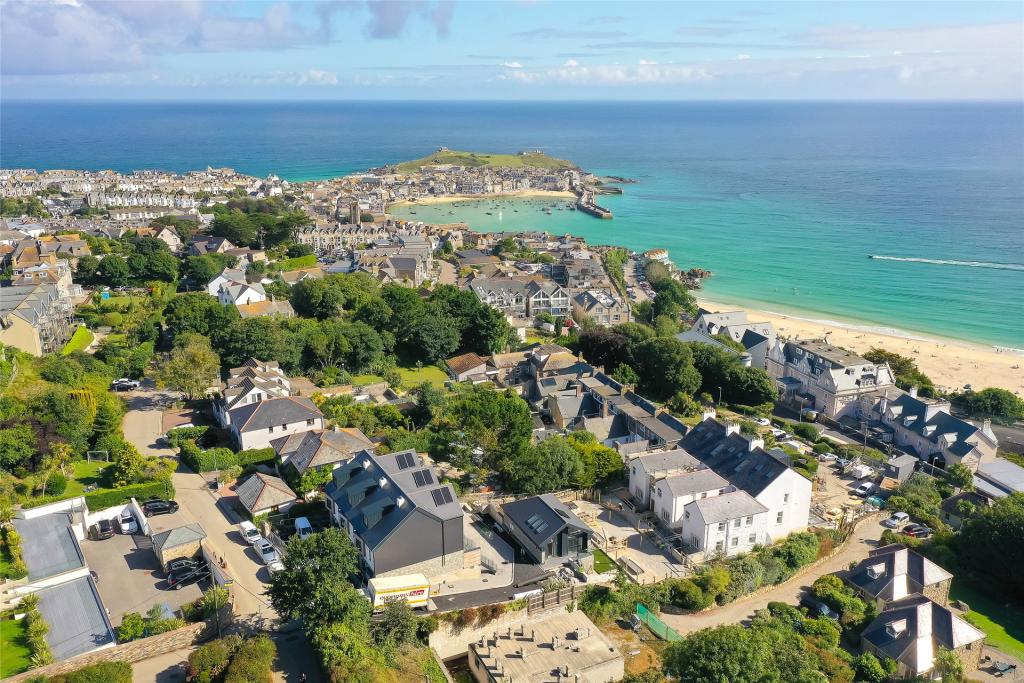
2, 101, 1022, 348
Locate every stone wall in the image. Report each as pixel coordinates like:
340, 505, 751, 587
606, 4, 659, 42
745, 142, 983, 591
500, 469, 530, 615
378, 549, 464, 580
430, 605, 563, 660
922, 578, 951, 607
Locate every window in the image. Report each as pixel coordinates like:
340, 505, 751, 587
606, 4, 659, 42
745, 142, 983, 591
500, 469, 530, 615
661, 510, 669, 522
731, 537, 738, 547
268, 426, 274, 433
777, 511, 784, 523
718, 522, 726, 531
700, 492, 707, 499
784, 493, 790, 503
745, 516, 753, 525
281, 424, 287, 431
748, 534, 756, 544
657, 488, 662, 497
715, 541, 723, 551
306, 418, 315, 426
734, 519, 741, 528
684, 511, 690, 519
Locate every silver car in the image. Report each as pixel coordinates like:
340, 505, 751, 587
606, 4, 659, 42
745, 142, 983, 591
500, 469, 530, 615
255, 539, 278, 565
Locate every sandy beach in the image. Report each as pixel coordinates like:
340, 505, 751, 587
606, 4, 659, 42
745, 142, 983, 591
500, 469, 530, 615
698, 298, 1024, 396
388, 189, 575, 209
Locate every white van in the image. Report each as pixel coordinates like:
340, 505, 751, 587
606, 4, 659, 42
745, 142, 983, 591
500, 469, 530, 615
294, 517, 313, 540
238, 520, 262, 545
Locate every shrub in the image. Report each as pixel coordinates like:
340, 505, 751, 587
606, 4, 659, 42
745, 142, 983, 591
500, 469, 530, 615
166, 426, 210, 449
49, 661, 133, 683
772, 532, 820, 570
812, 441, 833, 454
188, 635, 242, 683
101, 312, 124, 328
668, 578, 710, 610
791, 422, 820, 441
237, 447, 275, 467
45, 471, 68, 495
224, 634, 276, 683
180, 440, 239, 472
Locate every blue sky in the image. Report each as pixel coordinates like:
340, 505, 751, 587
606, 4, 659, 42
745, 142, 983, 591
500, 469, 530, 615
2, 1, 1021, 100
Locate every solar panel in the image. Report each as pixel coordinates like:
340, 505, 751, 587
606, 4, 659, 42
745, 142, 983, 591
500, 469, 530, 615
395, 452, 415, 470
412, 470, 435, 488
430, 487, 454, 506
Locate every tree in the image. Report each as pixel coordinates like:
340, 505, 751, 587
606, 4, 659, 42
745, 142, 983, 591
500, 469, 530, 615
610, 364, 640, 387
954, 387, 1024, 421
946, 463, 974, 492
959, 493, 1024, 599
267, 528, 363, 626
140, 250, 179, 282
163, 292, 240, 339
864, 348, 937, 397
287, 243, 314, 258
0, 423, 37, 472
935, 647, 966, 683
662, 624, 772, 683
370, 599, 418, 656
725, 366, 777, 406
667, 391, 703, 417
156, 333, 221, 400
634, 338, 701, 400
437, 386, 534, 470
414, 313, 460, 364
578, 328, 630, 370
182, 254, 228, 284
74, 255, 100, 285
465, 305, 512, 355
98, 255, 131, 287
853, 653, 888, 683
108, 441, 146, 487
500, 436, 584, 494
292, 278, 342, 319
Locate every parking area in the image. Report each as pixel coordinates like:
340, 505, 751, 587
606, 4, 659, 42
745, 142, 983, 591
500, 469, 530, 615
81, 529, 204, 627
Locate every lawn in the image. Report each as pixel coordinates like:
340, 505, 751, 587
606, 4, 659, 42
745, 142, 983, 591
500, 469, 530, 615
63, 459, 113, 498
950, 579, 1024, 661
351, 365, 448, 389
61, 325, 94, 355
102, 294, 146, 310
395, 149, 573, 173
593, 548, 617, 574
0, 618, 30, 678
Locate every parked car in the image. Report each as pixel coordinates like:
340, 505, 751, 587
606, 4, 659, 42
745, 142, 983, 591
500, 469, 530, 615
267, 560, 285, 574
118, 509, 138, 534
238, 520, 262, 545
142, 498, 179, 516
294, 517, 313, 540
835, 457, 852, 469
883, 512, 910, 529
255, 539, 278, 565
166, 556, 203, 573
167, 563, 211, 590
753, 417, 771, 426
91, 519, 115, 540
111, 378, 140, 391
800, 595, 839, 620
853, 482, 875, 497
817, 452, 838, 462
903, 524, 933, 538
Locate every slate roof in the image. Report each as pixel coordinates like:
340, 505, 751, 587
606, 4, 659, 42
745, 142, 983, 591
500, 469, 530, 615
976, 458, 1024, 497
152, 523, 207, 553
661, 469, 729, 497
679, 418, 791, 497
36, 576, 115, 661
272, 428, 373, 475
229, 396, 322, 433
690, 490, 767, 524
325, 449, 461, 551
502, 494, 593, 548
862, 595, 984, 676
885, 393, 981, 453
634, 449, 703, 476
237, 473, 296, 513
847, 544, 952, 602
675, 329, 742, 355
13, 513, 85, 581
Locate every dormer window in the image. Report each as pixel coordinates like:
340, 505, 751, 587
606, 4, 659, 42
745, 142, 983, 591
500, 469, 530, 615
866, 563, 885, 580
885, 619, 907, 639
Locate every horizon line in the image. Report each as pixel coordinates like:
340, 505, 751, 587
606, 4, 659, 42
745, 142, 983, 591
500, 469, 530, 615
3, 97, 1023, 105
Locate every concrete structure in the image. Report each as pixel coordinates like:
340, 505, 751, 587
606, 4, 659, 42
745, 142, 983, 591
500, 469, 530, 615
235, 472, 296, 517
492, 494, 594, 565
466, 610, 624, 683
227, 395, 324, 450
152, 523, 207, 569
325, 449, 464, 579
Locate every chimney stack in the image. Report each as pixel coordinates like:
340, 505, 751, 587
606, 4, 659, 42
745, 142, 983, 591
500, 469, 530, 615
702, 408, 717, 422
748, 438, 764, 452
909, 386, 918, 398
725, 422, 740, 437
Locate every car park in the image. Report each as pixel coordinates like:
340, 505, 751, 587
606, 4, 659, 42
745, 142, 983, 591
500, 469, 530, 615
118, 509, 138, 534
255, 539, 278, 565
238, 520, 262, 545
91, 519, 115, 540
835, 457, 851, 469
882, 512, 910, 528
294, 517, 313, 540
142, 498, 179, 516
853, 482, 874, 497
167, 563, 211, 590
800, 595, 839, 620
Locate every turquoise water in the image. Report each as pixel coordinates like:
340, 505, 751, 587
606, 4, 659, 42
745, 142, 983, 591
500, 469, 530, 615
3, 101, 1022, 348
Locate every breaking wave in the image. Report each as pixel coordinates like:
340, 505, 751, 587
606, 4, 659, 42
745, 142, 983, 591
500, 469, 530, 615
869, 255, 1024, 271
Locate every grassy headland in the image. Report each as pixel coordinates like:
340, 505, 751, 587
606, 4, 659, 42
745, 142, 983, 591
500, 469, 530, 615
395, 149, 574, 173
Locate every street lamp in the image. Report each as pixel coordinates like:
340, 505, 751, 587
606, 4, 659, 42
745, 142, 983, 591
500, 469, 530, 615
717, 386, 723, 406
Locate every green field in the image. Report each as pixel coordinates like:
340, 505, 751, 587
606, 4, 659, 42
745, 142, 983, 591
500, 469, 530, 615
351, 365, 449, 389
395, 149, 574, 173
593, 549, 616, 574
1, 618, 30, 678
61, 326, 94, 355
950, 580, 1024, 660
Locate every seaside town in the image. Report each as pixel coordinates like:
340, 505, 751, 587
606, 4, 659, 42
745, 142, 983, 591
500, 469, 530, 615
1, 154, 1023, 683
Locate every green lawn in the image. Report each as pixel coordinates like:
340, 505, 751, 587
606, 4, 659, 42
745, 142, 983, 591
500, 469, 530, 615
64, 459, 112, 497
592, 549, 616, 574
61, 326, 94, 355
102, 294, 146, 310
950, 580, 1024, 661
0, 618, 30, 678
395, 149, 573, 173
351, 365, 449, 389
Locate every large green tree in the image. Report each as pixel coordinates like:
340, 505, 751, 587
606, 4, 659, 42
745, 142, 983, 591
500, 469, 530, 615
634, 338, 701, 400
959, 492, 1024, 599
163, 293, 240, 339
156, 333, 221, 400
500, 436, 585, 494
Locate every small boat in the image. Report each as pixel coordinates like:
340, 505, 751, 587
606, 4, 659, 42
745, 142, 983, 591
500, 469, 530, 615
485, 212, 493, 215
868, 254, 877, 259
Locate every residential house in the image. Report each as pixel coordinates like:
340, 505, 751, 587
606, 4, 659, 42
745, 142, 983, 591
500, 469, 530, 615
206, 268, 247, 296
767, 339, 895, 419
236, 299, 295, 319
571, 289, 630, 326
628, 448, 704, 509
846, 544, 953, 611
218, 280, 266, 307
0, 282, 74, 355
680, 490, 770, 557
227, 396, 324, 450
860, 595, 984, 680
691, 309, 777, 369
213, 358, 291, 427
491, 493, 594, 565
938, 491, 989, 530
236, 472, 297, 518
325, 449, 465, 579
974, 458, 1024, 499
445, 352, 490, 383
280, 266, 325, 285
189, 235, 235, 256
272, 427, 374, 478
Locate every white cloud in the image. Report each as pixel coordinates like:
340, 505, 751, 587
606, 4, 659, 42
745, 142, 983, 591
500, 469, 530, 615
563, 59, 579, 67
503, 61, 523, 69
508, 62, 714, 85
735, 53, 751, 60
638, 59, 657, 65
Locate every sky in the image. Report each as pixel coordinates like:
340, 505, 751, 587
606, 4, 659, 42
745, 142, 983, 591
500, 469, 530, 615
1, 1, 1022, 101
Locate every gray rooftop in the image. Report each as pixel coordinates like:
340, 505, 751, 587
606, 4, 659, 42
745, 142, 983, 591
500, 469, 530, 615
13, 513, 85, 581
36, 576, 115, 660
690, 490, 767, 524
152, 523, 207, 552
661, 469, 729, 497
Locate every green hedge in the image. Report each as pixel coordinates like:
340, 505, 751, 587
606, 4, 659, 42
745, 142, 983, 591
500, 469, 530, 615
166, 425, 210, 449
180, 440, 275, 473
84, 479, 174, 511
49, 661, 133, 683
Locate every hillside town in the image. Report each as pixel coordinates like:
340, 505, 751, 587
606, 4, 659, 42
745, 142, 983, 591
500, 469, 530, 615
2, 161, 1023, 683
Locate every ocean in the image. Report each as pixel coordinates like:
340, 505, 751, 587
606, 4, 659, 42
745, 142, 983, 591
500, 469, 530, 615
2, 100, 1022, 348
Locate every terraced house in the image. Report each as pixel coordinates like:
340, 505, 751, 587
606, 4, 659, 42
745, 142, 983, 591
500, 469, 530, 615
0, 282, 74, 355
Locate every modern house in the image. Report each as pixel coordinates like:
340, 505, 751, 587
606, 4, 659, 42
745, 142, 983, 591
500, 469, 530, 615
491, 493, 594, 565
227, 395, 324, 450
690, 309, 777, 369
860, 595, 984, 680
236, 472, 297, 518
272, 427, 374, 478
679, 490, 770, 557
845, 544, 953, 611
767, 339, 895, 419
325, 449, 464, 579
0, 282, 74, 355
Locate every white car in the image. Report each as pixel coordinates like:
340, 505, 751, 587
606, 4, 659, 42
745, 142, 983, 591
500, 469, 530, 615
882, 512, 910, 528
267, 560, 285, 574
238, 521, 262, 545
111, 378, 140, 391
118, 509, 138, 534
753, 417, 771, 426
293, 517, 313, 540
817, 452, 838, 462
854, 482, 875, 497
256, 539, 278, 565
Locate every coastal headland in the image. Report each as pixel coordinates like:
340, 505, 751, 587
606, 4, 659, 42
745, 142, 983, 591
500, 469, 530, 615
387, 189, 575, 209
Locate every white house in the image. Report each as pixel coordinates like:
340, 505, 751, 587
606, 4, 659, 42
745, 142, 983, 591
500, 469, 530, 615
628, 448, 704, 510
206, 268, 247, 296
213, 358, 292, 428
651, 469, 728, 528
228, 396, 324, 450
218, 281, 266, 307
680, 490, 770, 557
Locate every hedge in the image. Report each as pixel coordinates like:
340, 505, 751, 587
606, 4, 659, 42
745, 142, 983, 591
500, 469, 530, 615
166, 425, 210, 449
83, 479, 174, 511
179, 440, 275, 473
49, 661, 133, 683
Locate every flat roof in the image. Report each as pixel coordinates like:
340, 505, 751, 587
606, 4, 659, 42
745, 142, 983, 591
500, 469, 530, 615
36, 576, 115, 661
13, 513, 85, 581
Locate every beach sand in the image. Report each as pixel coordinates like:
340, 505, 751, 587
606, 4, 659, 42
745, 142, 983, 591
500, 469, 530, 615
697, 298, 1024, 396
388, 190, 575, 208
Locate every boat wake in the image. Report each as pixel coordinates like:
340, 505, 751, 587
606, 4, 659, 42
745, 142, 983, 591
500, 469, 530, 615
869, 255, 1024, 271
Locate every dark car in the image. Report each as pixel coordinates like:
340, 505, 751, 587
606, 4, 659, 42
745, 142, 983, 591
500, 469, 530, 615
903, 524, 933, 538
166, 556, 202, 573
91, 519, 115, 540
167, 563, 211, 590
142, 499, 179, 516
800, 595, 839, 620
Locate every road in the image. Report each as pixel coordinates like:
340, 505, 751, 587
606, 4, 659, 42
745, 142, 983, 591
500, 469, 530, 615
658, 516, 884, 636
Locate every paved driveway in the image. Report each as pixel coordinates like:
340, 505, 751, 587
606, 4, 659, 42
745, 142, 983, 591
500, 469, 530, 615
81, 531, 203, 627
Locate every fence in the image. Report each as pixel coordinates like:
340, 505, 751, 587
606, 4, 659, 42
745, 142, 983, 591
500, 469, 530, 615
636, 603, 683, 642
526, 584, 582, 614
